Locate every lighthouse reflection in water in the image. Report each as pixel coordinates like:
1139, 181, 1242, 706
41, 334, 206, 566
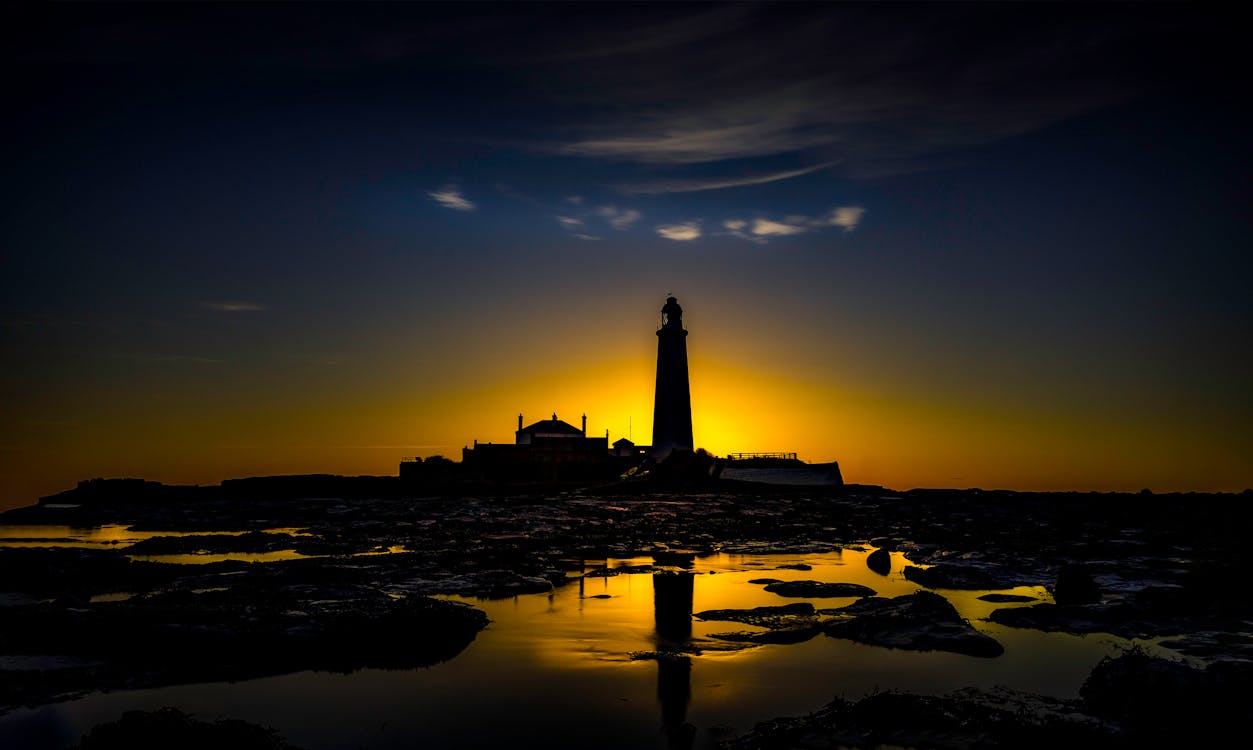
653, 569, 697, 749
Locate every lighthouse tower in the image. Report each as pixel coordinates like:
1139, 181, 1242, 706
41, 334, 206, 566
651, 296, 694, 457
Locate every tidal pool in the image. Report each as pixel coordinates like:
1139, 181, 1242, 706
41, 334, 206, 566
0, 548, 1175, 750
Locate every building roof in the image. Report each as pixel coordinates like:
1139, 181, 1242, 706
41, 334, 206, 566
612, 437, 635, 447
519, 416, 584, 436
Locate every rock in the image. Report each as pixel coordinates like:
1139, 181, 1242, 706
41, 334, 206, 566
1053, 562, 1102, 605
822, 590, 1004, 657
763, 580, 876, 598
747, 578, 783, 585
1079, 647, 1253, 745
695, 602, 815, 626
777, 563, 812, 571
978, 593, 1037, 603
903, 563, 1028, 590
69, 707, 306, 749
651, 550, 698, 567
866, 548, 891, 575
706, 625, 822, 645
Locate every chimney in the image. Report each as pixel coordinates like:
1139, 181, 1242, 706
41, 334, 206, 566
582, 413, 587, 436
518, 413, 523, 431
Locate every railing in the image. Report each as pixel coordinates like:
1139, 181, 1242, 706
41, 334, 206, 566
726, 452, 797, 461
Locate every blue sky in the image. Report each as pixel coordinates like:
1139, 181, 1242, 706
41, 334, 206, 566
2, 2, 1250, 504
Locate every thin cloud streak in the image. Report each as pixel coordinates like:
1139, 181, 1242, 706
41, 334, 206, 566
617, 161, 838, 194
205, 301, 266, 312
533, 6, 1169, 173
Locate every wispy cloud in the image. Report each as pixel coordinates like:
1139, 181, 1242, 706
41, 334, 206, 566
205, 301, 265, 312
617, 161, 838, 194
557, 215, 584, 229
751, 218, 807, 237
823, 206, 865, 232
573, 233, 602, 241
596, 205, 641, 229
428, 184, 475, 211
656, 221, 701, 241
533, 7, 1159, 174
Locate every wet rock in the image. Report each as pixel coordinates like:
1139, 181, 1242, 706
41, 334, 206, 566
1053, 562, 1102, 605
721, 686, 1113, 750
706, 625, 822, 645
978, 593, 1037, 603
0, 581, 488, 710
124, 531, 299, 556
1157, 631, 1253, 660
822, 590, 1004, 657
903, 562, 1030, 590
776, 563, 812, 571
866, 547, 891, 575
651, 549, 698, 567
391, 570, 553, 598
584, 564, 661, 577
695, 603, 815, 627
763, 580, 876, 598
1079, 647, 1253, 745
746, 578, 782, 585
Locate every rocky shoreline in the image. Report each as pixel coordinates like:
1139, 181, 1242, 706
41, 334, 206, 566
1, 481, 1249, 746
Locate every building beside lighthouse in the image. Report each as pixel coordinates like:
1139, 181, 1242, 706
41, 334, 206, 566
458, 413, 612, 481
651, 296, 694, 457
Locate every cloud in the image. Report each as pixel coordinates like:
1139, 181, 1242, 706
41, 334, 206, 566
751, 218, 807, 237
573, 233, 602, 241
556, 215, 584, 229
531, 6, 1168, 174
656, 222, 701, 241
616, 161, 838, 194
596, 205, 642, 230
720, 205, 867, 243
205, 301, 265, 312
824, 206, 865, 232
428, 185, 475, 211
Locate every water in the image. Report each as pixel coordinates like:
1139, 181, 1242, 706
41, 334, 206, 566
0, 548, 1166, 749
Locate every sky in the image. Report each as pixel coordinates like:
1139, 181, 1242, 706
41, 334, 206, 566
2, 2, 1250, 508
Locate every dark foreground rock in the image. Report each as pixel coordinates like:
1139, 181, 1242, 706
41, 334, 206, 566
70, 707, 305, 750
720, 650, 1253, 749
822, 591, 1004, 657
0, 575, 488, 711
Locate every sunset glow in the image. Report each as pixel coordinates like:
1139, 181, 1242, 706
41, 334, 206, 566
2, 2, 1249, 508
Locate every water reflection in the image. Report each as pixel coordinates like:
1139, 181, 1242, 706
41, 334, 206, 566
653, 571, 695, 750
0, 549, 1183, 750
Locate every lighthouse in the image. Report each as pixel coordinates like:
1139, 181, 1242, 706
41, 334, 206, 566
651, 296, 694, 457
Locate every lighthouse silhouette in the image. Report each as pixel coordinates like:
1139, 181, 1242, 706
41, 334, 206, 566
651, 295, 694, 457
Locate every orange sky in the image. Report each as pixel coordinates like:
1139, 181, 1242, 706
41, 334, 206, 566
5, 4, 1251, 510
2, 292, 1248, 511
